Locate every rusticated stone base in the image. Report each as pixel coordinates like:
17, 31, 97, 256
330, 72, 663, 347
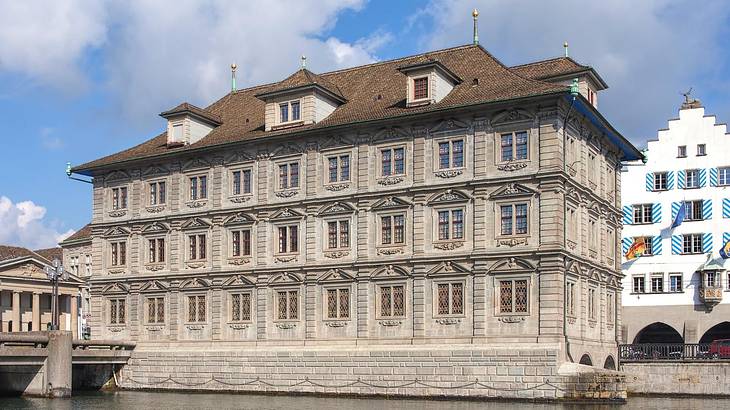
118, 343, 625, 402
623, 362, 730, 396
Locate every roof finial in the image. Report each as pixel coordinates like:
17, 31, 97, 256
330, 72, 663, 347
301, 55, 307, 69
563, 42, 569, 58
472, 9, 479, 45
231, 63, 237, 92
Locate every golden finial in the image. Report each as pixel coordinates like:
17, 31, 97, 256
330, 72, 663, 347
472, 8, 479, 18
563, 42, 569, 57
231, 63, 237, 92
472, 9, 479, 45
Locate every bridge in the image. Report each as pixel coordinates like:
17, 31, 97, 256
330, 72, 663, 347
0, 331, 134, 397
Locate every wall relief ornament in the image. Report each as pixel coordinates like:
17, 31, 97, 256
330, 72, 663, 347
186, 200, 206, 208
434, 169, 463, 178
497, 237, 528, 247
498, 316, 525, 323
229, 196, 251, 204
108, 327, 125, 333
229, 324, 250, 330
228, 258, 251, 265
145, 326, 164, 332
186, 262, 205, 269
108, 210, 127, 218
378, 320, 402, 327
497, 162, 528, 172
145, 264, 165, 272
108, 269, 126, 275
325, 183, 350, 192
324, 321, 348, 328
435, 318, 462, 325
275, 190, 298, 198
377, 176, 404, 186
275, 255, 297, 263
377, 247, 403, 255
186, 325, 204, 331
276, 322, 297, 329
146, 206, 165, 213
324, 251, 349, 259
434, 242, 464, 250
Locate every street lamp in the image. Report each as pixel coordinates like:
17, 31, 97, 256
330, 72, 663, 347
44, 258, 68, 331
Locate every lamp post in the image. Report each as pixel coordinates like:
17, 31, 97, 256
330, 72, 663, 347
44, 258, 68, 331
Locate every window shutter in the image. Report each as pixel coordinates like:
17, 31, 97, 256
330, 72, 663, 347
671, 235, 682, 255
645, 173, 654, 191
652, 235, 662, 255
723, 199, 730, 219
698, 168, 707, 187
651, 203, 662, 223
671, 201, 682, 220
702, 199, 712, 220
666, 171, 675, 190
702, 233, 712, 254
622, 205, 633, 225
677, 170, 686, 189
724, 232, 730, 244
622, 238, 632, 255
710, 168, 718, 187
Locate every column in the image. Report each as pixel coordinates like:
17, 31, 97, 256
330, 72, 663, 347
33, 292, 41, 333
70, 294, 78, 339
12, 291, 21, 332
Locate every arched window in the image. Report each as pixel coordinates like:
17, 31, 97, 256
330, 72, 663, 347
700, 322, 730, 344
603, 356, 616, 370
579, 354, 593, 366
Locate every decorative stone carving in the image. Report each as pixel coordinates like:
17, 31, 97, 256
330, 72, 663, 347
186, 325, 204, 330
497, 237, 528, 247
186, 200, 206, 208
588, 320, 597, 328
566, 165, 578, 177
377, 176, 404, 186
276, 322, 297, 329
497, 162, 528, 172
108, 210, 127, 218
108, 327, 125, 333
434, 169, 463, 178
589, 249, 597, 259
229, 196, 251, 204
145, 326, 164, 332
108, 269, 126, 275
324, 321, 348, 328
324, 251, 349, 259
186, 262, 205, 269
229, 323, 249, 330
377, 247, 403, 255
325, 183, 350, 192
275, 255, 297, 263
146, 206, 165, 213
228, 258, 251, 265
378, 320, 402, 327
433, 242, 464, 250
146, 264, 165, 272
566, 240, 577, 250
275, 190, 297, 198
567, 317, 577, 325
498, 316, 525, 323
435, 318, 462, 325
588, 181, 597, 190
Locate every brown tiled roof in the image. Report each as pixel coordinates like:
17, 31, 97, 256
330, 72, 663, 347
62, 224, 92, 243
159, 102, 222, 125
256, 69, 345, 101
0, 245, 37, 262
73, 45, 569, 173
511, 57, 607, 89
34, 247, 62, 262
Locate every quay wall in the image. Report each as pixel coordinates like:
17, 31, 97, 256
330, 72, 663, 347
623, 362, 730, 397
119, 343, 625, 401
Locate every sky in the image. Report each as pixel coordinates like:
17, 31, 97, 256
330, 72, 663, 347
0, 0, 728, 249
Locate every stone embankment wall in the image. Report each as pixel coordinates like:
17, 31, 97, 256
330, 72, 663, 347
623, 362, 730, 396
119, 344, 625, 401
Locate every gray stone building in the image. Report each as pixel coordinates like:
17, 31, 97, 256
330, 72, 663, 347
68, 44, 641, 399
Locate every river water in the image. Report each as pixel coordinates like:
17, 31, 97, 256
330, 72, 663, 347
1, 392, 730, 410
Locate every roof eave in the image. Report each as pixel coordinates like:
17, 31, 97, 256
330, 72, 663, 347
570, 95, 641, 161
255, 83, 346, 104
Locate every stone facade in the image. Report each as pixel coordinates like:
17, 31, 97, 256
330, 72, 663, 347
623, 362, 730, 396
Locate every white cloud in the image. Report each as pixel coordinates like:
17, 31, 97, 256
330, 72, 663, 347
416, 0, 730, 145
0, 196, 70, 249
39, 127, 64, 150
0, 0, 108, 91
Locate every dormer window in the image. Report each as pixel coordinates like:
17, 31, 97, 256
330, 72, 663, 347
160, 102, 221, 147
398, 60, 461, 107
171, 123, 183, 143
279, 100, 301, 124
413, 77, 429, 100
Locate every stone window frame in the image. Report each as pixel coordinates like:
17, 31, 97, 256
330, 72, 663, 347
375, 281, 408, 320
107, 297, 127, 325
229, 227, 253, 258
276, 98, 303, 126
272, 286, 301, 323
492, 121, 534, 168
144, 295, 166, 325
431, 278, 466, 319
321, 284, 352, 321
221, 213, 256, 265
566, 279, 577, 318
493, 274, 531, 317
108, 240, 127, 268
323, 218, 351, 251
497, 201, 529, 237
146, 178, 167, 207
322, 148, 353, 186
606, 290, 615, 324
109, 185, 129, 212
411, 75, 430, 101
274, 155, 303, 192
377, 143, 408, 179
186, 172, 209, 202
498, 130, 529, 163
145, 235, 166, 267
185, 232, 208, 263
586, 148, 599, 190
229, 165, 254, 199
587, 285, 598, 322
432, 205, 466, 245
566, 205, 579, 250
228, 290, 254, 324
377, 211, 407, 248
185, 292, 208, 324
432, 134, 466, 172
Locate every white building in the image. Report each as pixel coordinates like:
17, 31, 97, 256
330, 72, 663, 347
621, 97, 730, 345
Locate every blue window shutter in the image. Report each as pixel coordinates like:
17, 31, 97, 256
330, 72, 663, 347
671, 235, 682, 255
702, 233, 712, 254
724, 232, 730, 244
710, 168, 718, 187
651, 203, 662, 223
667, 171, 675, 190
699, 169, 707, 187
703, 199, 712, 220
622, 238, 632, 255
723, 199, 730, 219
677, 170, 686, 189
671, 201, 681, 220
645, 173, 654, 191
623, 205, 633, 225
652, 236, 662, 255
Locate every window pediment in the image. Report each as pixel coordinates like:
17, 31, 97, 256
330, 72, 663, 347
492, 108, 534, 125
371, 196, 412, 211
370, 265, 410, 279
488, 257, 535, 273
142, 164, 170, 177
180, 277, 211, 289
101, 282, 130, 295
180, 217, 212, 230
104, 170, 131, 183
222, 275, 255, 288
429, 118, 469, 135
371, 127, 410, 144
268, 271, 303, 285
139, 280, 169, 293
182, 157, 211, 171
141, 222, 169, 234
317, 201, 355, 217
223, 212, 256, 226
317, 269, 355, 283
270, 208, 304, 221
427, 189, 470, 205
103, 226, 131, 238
224, 151, 255, 165
426, 261, 469, 277
489, 183, 537, 199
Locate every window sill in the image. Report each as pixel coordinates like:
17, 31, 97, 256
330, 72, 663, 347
697, 153, 707, 157
683, 187, 700, 190
271, 120, 304, 130
406, 99, 432, 108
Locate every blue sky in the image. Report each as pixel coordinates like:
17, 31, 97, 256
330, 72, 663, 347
0, 0, 728, 248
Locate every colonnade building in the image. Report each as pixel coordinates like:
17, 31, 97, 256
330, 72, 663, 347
69, 44, 641, 372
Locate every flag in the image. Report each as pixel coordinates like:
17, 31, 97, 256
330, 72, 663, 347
625, 238, 646, 260
720, 239, 730, 259
672, 203, 685, 228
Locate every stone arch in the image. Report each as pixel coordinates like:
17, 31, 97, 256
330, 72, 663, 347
699, 321, 730, 344
603, 355, 616, 370
633, 322, 683, 344
579, 354, 593, 366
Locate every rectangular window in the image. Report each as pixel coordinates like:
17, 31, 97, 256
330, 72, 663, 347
719, 167, 730, 186
640, 236, 654, 256
682, 234, 703, 254
380, 285, 405, 317
109, 298, 125, 325
566, 282, 576, 317
85, 254, 91, 276
669, 274, 683, 292
706, 271, 719, 288
607, 292, 615, 324
684, 200, 703, 221
231, 293, 252, 322
327, 155, 350, 183
147, 297, 164, 324
500, 203, 528, 235
111, 187, 128, 210
413, 77, 428, 100
291, 101, 300, 121
654, 172, 668, 191
326, 220, 349, 250
438, 139, 464, 169
149, 181, 166, 205
381, 214, 405, 245
279, 103, 289, 123
632, 276, 645, 293
685, 169, 699, 188
380, 147, 405, 176
278, 225, 298, 254
678, 145, 687, 158
231, 229, 251, 257
436, 209, 464, 241
189, 175, 207, 200
326, 288, 350, 319
188, 234, 206, 260
110, 241, 126, 266
232, 169, 252, 196
172, 123, 183, 142
187, 295, 206, 323
148, 238, 165, 263
276, 290, 298, 320
632, 204, 653, 224
436, 282, 464, 316
501, 131, 528, 162
499, 279, 528, 314
278, 162, 300, 189
697, 144, 706, 156
588, 288, 596, 320
651, 275, 664, 293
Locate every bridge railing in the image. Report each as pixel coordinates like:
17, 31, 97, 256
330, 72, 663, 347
72, 339, 136, 351
0, 332, 135, 351
619, 343, 721, 362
